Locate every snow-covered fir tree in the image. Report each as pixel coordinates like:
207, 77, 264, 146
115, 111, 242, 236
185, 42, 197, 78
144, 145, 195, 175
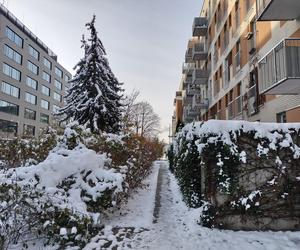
56, 15, 123, 133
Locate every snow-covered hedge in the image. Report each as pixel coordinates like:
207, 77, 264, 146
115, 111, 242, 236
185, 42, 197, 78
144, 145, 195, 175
168, 120, 300, 230
0, 125, 163, 248
0, 127, 58, 168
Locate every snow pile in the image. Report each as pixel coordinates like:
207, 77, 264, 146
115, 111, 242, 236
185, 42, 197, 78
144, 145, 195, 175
0, 144, 124, 217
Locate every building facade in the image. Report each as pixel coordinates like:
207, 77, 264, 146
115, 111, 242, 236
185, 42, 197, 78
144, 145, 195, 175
0, 5, 71, 138
173, 0, 300, 131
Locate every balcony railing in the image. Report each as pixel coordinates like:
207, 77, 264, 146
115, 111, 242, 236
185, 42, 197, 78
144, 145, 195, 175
192, 68, 208, 85
192, 43, 208, 61
186, 84, 199, 96
182, 76, 192, 90
182, 63, 195, 74
258, 38, 300, 94
192, 17, 208, 37
256, 0, 300, 21
183, 105, 198, 123
192, 95, 209, 109
182, 91, 193, 106
185, 48, 193, 63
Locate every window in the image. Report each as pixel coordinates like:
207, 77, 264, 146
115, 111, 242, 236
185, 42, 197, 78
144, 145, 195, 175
0, 100, 19, 116
55, 67, 63, 78
237, 82, 241, 96
41, 99, 50, 110
54, 92, 62, 102
3, 63, 21, 81
4, 45, 22, 64
28, 45, 39, 60
42, 71, 51, 83
40, 113, 49, 124
1, 82, 20, 98
41, 85, 50, 96
26, 76, 38, 90
27, 61, 39, 75
64, 75, 70, 82
277, 112, 287, 123
43, 57, 52, 70
54, 79, 62, 90
25, 92, 37, 105
24, 108, 36, 120
23, 124, 35, 137
5, 27, 23, 48
52, 104, 60, 113
0, 119, 18, 137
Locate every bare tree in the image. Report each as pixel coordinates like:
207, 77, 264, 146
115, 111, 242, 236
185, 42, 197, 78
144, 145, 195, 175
131, 101, 160, 138
122, 89, 140, 133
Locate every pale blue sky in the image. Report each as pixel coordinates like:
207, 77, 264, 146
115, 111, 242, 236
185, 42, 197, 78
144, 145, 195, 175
6, 0, 202, 141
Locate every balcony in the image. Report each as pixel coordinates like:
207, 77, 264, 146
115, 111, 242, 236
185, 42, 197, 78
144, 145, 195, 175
192, 68, 208, 85
183, 106, 198, 123
182, 91, 193, 106
182, 63, 195, 74
258, 38, 300, 94
186, 84, 199, 96
182, 74, 193, 90
192, 95, 209, 109
192, 43, 208, 61
192, 17, 208, 37
256, 0, 300, 21
185, 48, 193, 63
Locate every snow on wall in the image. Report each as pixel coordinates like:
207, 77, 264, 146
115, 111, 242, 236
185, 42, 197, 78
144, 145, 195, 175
169, 120, 300, 230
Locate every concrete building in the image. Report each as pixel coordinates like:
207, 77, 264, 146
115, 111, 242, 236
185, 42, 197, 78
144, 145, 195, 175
0, 4, 71, 138
173, 0, 300, 130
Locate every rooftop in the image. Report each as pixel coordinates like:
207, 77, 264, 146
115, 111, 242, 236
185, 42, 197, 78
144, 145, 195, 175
0, 4, 58, 61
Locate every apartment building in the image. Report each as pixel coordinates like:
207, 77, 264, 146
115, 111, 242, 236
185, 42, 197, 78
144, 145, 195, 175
0, 5, 71, 138
173, 0, 300, 131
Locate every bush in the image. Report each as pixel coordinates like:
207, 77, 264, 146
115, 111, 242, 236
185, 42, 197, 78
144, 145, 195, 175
0, 124, 164, 247
169, 121, 300, 230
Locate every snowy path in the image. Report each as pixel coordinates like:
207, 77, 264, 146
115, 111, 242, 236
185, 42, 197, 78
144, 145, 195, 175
86, 161, 300, 250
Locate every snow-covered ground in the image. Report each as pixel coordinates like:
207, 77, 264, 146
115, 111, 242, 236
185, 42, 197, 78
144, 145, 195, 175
9, 161, 300, 249
86, 160, 300, 250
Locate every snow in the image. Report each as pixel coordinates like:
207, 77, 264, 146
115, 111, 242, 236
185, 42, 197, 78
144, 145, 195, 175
60, 228, 67, 236
5, 161, 300, 249
174, 120, 300, 161
0, 144, 124, 217
124, 161, 300, 250
104, 161, 160, 228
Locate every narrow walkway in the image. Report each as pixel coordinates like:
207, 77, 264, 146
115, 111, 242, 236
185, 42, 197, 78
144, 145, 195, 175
129, 161, 300, 250
152, 163, 165, 223
85, 161, 300, 250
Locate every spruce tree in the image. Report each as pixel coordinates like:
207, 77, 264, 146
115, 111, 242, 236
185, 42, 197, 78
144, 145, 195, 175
57, 15, 123, 133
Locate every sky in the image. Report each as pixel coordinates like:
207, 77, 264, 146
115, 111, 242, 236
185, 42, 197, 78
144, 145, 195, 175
5, 0, 202, 142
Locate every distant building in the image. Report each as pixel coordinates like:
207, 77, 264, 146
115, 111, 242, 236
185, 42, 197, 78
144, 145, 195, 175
0, 4, 71, 138
173, 0, 300, 130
